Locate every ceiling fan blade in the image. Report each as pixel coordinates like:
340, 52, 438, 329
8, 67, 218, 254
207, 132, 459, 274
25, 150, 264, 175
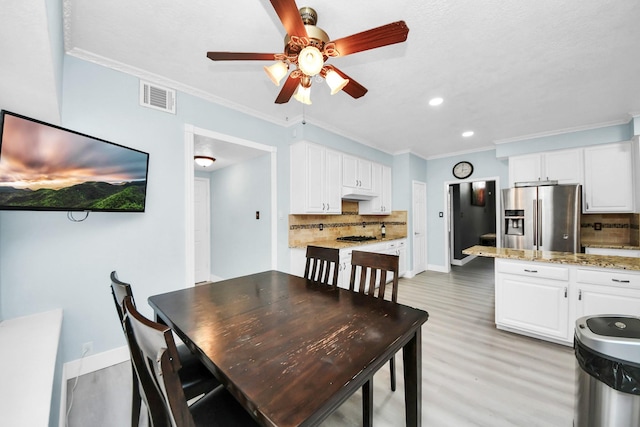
207, 52, 278, 61
329, 21, 409, 57
275, 74, 299, 104
325, 65, 368, 99
269, 0, 308, 38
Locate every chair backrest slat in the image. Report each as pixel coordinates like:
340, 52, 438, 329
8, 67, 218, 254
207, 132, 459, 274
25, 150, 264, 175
304, 246, 340, 286
349, 251, 399, 301
123, 296, 195, 427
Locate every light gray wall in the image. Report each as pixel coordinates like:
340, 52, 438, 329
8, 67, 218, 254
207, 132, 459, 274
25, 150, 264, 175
0, 53, 401, 425
210, 154, 271, 279
426, 149, 509, 268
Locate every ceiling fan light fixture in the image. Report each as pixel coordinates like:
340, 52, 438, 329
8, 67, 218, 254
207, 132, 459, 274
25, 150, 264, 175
325, 70, 349, 95
194, 155, 216, 167
297, 46, 324, 77
264, 61, 289, 86
293, 84, 312, 105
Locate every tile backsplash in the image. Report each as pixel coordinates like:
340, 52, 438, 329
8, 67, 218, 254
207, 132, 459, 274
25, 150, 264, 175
289, 201, 407, 247
581, 213, 640, 246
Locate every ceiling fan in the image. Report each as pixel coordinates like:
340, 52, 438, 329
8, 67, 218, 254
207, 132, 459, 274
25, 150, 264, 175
206, 0, 409, 105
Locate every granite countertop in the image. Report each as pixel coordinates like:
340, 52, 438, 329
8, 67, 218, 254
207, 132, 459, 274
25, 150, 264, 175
463, 245, 640, 271
582, 243, 640, 250
290, 234, 408, 249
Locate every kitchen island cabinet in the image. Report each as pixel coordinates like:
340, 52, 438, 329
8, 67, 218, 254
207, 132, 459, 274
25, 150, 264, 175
467, 246, 640, 346
496, 259, 570, 343
574, 267, 640, 319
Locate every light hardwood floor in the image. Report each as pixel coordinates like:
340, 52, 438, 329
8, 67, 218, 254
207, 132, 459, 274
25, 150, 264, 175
321, 257, 575, 426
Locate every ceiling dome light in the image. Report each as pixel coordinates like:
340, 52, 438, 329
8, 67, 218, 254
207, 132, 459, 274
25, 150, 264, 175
325, 69, 349, 95
194, 156, 216, 167
462, 131, 474, 137
264, 61, 289, 86
428, 97, 444, 106
293, 84, 312, 105
297, 46, 324, 77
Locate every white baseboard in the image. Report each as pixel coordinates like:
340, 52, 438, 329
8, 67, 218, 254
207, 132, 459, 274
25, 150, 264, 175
210, 274, 224, 282
427, 264, 449, 273
402, 271, 416, 279
450, 255, 477, 266
59, 346, 130, 427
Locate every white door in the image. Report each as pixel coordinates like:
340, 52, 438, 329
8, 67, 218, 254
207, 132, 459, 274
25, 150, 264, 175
194, 177, 210, 283
412, 181, 427, 274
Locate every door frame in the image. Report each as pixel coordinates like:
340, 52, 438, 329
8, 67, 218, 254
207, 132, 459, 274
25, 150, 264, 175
411, 180, 427, 277
184, 124, 278, 287
443, 176, 501, 273
194, 177, 211, 283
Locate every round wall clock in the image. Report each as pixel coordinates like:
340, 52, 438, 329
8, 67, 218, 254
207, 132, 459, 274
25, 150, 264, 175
452, 161, 474, 179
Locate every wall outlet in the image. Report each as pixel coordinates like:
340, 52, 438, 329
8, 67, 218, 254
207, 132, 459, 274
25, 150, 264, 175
82, 341, 93, 356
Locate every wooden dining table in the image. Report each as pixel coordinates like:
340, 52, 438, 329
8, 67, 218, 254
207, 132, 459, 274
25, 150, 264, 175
148, 270, 429, 427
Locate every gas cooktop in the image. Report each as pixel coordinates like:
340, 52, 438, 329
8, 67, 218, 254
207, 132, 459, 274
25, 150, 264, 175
336, 236, 377, 242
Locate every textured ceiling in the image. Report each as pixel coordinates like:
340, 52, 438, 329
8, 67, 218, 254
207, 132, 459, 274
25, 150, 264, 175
4, 1, 640, 161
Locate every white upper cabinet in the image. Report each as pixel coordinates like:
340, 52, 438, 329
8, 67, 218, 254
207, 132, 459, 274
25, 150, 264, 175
359, 163, 392, 215
290, 142, 342, 214
583, 141, 634, 213
508, 154, 542, 186
343, 155, 372, 190
508, 148, 583, 187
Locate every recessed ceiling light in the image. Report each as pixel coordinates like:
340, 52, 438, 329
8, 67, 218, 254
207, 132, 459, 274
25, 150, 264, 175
428, 97, 443, 106
462, 131, 474, 137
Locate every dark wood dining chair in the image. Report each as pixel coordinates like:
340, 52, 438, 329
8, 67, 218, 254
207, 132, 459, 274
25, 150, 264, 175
349, 250, 401, 427
304, 245, 340, 286
110, 271, 220, 426
122, 296, 259, 427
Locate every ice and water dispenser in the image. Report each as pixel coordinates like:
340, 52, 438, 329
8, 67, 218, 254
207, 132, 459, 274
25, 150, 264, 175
504, 209, 525, 236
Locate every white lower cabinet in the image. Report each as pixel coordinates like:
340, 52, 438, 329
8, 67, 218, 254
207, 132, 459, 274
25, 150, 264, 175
575, 267, 640, 318
495, 259, 640, 346
495, 260, 570, 342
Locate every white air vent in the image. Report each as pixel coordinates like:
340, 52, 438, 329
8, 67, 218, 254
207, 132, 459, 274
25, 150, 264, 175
139, 80, 176, 114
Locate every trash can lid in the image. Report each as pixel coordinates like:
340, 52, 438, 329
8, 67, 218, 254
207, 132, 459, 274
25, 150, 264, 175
575, 315, 640, 363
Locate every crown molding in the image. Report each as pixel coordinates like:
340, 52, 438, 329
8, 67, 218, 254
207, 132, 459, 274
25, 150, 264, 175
426, 145, 495, 160
493, 117, 631, 145
65, 48, 291, 128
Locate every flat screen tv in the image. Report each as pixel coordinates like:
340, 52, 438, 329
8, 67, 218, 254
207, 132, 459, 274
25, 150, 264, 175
0, 111, 149, 212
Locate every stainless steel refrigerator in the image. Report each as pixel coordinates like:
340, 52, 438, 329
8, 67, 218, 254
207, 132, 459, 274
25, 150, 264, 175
501, 183, 581, 252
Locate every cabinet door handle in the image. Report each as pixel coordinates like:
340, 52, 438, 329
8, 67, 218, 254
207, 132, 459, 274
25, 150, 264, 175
564, 287, 567, 298
524, 269, 538, 273
612, 278, 630, 283
578, 289, 582, 301
322, 203, 325, 211
327, 203, 330, 210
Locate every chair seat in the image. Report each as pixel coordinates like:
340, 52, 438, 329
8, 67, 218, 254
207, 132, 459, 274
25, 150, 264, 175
189, 381, 259, 426
177, 343, 221, 399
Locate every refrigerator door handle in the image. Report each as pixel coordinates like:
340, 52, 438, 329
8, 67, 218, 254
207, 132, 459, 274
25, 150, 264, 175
538, 199, 542, 248
533, 199, 537, 247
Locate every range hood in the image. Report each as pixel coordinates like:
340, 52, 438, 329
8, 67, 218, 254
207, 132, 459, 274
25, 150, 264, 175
341, 187, 376, 201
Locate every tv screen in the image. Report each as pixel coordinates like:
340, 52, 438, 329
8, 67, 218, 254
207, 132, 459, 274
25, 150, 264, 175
0, 111, 149, 212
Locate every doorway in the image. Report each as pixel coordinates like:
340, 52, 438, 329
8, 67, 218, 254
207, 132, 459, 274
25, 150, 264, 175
444, 176, 501, 271
184, 124, 277, 286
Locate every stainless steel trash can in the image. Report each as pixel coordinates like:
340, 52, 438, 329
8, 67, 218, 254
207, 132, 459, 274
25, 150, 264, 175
574, 315, 640, 427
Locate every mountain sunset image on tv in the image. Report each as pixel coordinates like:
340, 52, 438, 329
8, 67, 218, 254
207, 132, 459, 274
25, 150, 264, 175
0, 111, 149, 212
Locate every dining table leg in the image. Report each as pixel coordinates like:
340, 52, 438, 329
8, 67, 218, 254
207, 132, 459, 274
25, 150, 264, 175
362, 379, 373, 427
403, 327, 422, 427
